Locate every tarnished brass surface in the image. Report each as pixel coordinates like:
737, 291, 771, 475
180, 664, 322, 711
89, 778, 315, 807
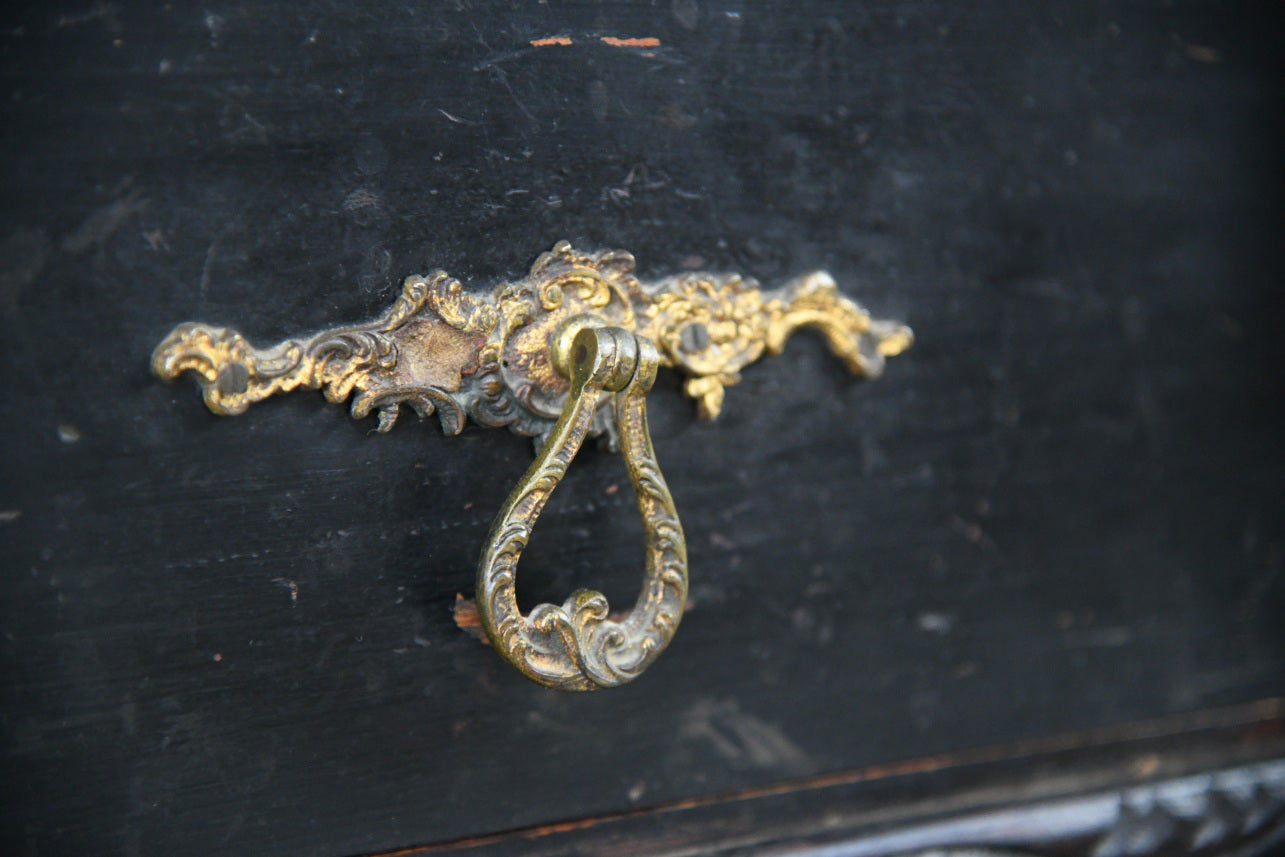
153, 241, 912, 689
478, 326, 686, 690
152, 242, 912, 440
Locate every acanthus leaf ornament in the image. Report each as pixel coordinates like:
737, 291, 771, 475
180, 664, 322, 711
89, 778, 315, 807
153, 241, 912, 690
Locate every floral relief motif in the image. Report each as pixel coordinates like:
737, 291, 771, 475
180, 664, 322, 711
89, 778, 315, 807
153, 240, 911, 440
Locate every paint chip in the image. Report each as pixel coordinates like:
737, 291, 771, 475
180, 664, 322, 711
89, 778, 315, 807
600, 36, 661, 48
530, 36, 572, 47
453, 594, 490, 645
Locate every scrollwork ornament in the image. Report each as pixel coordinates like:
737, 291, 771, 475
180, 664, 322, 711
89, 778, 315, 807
153, 241, 910, 689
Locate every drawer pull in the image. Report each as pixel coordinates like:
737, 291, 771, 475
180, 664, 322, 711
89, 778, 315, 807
153, 242, 911, 689
478, 324, 686, 689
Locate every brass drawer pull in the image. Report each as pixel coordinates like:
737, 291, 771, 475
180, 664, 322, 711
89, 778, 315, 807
479, 324, 685, 690
153, 242, 911, 689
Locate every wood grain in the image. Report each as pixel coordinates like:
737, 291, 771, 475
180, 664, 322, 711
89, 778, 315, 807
1, 1, 1282, 854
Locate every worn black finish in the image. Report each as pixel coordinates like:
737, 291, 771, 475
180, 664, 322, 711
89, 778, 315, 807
402, 708, 1285, 856
1, 2, 1282, 856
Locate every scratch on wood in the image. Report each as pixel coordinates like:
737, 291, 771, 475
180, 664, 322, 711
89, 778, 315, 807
0, 226, 48, 307
436, 108, 477, 125
198, 237, 219, 303
55, 5, 113, 29
679, 698, 814, 774
61, 189, 148, 255
491, 65, 537, 123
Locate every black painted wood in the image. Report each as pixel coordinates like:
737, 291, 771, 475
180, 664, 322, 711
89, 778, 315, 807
402, 709, 1285, 856
1, 2, 1282, 855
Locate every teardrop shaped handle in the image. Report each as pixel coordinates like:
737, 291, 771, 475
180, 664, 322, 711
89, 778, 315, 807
475, 325, 689, 690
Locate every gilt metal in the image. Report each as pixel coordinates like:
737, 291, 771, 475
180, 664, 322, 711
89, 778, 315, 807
153, 241, 912, 690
